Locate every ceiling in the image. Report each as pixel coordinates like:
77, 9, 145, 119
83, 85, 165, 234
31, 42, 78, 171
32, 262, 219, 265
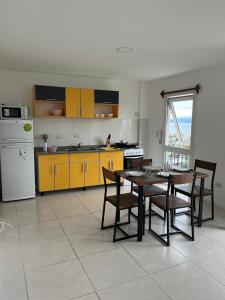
1, 0, 225, 81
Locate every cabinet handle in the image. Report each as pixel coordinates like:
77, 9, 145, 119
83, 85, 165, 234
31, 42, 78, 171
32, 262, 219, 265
77, 107, 80, 116
103, 101, 112, 104
85, 162, 87, 173
51, 165, 54, 175
108, 160, 111, 170
111, 160, 114, 170
81, 162, 84, 173
55, 164, 58, 176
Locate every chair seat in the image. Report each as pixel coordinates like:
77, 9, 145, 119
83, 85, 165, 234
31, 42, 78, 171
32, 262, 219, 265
106, 193, 138, 210
151, 195, 191, 211
175, 184, 212, 197
133, 185, 166, 197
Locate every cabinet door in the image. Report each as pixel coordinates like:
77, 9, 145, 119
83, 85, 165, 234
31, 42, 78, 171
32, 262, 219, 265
94, 90, 119, 104
66, 87, 81, 118
111, 157, 124, 171
35, 85, 65, 100
70, 161, 85, 188
85, 161, 99, 187
81, 89, 94, 118
99, 159, 112, 184
38, 163, 54, 192
54, 162, 69, 190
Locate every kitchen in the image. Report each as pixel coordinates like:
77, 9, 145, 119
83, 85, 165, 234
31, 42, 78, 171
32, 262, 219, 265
0, 78, 144, 200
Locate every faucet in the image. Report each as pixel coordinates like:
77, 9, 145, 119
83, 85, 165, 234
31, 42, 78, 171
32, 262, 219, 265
77, 142, 82, 150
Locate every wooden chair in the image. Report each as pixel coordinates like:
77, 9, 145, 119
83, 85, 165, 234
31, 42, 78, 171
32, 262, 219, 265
131, 159, 166, 224
101, 167, 139, 242
175, 159, 217, 223
149, 173, 196, 246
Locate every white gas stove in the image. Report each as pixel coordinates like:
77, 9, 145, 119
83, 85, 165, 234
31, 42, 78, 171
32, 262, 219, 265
124, 148, 144, 157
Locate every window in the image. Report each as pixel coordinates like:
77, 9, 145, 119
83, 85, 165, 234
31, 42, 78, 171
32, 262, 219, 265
164, 94, 195, 168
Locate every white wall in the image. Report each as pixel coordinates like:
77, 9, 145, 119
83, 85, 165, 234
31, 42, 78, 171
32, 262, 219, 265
0, 70, 139, 146
140, 64, 225, 208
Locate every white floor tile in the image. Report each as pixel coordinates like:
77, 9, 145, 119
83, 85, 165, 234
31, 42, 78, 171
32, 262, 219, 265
80, 247, 145, 290
26, 260, 93, 300
59, 214, 100, 235
17, 206, 56, 225
98, 275, 170, 300
196, 250, 225, 285
171, 232, 223, 260
19, 220, 64, 243
68, 229, 118, 257
52, 202, 89, 218
121, 237, 189, 274
0, 269, 28, 300
152, 261, 225, 300
22, 236, 76, 269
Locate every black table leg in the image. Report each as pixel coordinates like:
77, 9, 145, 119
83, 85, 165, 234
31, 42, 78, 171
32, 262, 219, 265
138, 186, 144, 242
198, 178, 205, 227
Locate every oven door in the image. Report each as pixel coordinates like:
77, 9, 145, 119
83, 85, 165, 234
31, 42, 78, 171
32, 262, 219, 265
1, 106, 22, 119
124, 155, 143, 170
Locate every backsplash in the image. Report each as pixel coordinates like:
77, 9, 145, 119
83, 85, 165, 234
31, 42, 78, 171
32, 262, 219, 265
33, 117, 138, 147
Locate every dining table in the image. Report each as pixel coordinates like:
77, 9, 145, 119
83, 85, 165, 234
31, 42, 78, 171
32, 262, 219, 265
115, 169, 208, 242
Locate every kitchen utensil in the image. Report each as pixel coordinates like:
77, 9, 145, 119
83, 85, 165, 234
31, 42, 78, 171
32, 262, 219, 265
126, 171, 145, 177
51, 109, 62, 116
116, 140, 128, 148
48, 146, 58, 153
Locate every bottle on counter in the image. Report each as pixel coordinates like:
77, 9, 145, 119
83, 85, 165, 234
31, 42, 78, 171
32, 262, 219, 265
106, 134, 111, 148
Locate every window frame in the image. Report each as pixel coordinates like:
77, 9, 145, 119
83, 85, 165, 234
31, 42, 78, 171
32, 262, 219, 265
163, 93, 197, 167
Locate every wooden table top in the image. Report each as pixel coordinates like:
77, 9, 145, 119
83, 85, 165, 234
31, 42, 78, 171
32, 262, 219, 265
116, 170, 208, 187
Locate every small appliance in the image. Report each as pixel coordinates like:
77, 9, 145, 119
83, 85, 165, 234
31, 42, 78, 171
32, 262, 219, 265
0, 104, 29, 120
0, 120, 35, 201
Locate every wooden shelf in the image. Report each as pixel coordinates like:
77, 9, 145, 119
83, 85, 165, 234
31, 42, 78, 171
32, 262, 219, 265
35, 100, 65, 104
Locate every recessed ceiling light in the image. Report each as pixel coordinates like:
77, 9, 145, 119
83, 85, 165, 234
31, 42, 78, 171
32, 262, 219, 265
116, 46, 133, 53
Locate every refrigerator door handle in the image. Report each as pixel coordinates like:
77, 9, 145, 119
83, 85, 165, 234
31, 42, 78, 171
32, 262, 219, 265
2, 145, 26, 148
1, 138, 27, 141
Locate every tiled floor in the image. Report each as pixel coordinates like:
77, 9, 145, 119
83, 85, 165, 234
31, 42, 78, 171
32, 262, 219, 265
1, 186, 225, 299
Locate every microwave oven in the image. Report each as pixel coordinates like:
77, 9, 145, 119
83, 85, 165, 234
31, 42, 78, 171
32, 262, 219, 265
0, 104, 29, 120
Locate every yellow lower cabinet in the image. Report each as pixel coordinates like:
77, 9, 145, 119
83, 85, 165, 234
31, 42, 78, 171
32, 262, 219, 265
54, 162, 70, 190
84, 161, 99, 186
99, 151, 124, 184
38, 163, 55, 192
70, 161, 85, 188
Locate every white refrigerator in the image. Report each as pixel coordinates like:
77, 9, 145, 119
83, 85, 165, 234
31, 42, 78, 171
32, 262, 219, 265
0, 120, 35, 201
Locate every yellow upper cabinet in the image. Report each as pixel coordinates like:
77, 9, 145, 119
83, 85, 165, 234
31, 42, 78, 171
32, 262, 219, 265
66, 87, 81, 118
81, 88, 94, 118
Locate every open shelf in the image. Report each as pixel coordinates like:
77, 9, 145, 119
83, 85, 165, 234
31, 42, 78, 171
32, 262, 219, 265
94, 103, 118, 119
33, 99, 65, 118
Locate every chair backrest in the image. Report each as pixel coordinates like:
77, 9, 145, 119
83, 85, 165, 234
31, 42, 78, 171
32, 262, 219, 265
194, 159, 217, 190
102, 167, 117, 183
132, 158, 152, 170
168, 173, 196, 195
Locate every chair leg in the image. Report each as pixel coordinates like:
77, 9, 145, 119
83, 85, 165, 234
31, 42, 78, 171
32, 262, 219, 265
113, 209, 119, 242
101, 200, 107, 229
149, 200, 152, 230
211, 194, 214, 220
190, 204, 194, 241
170, 209, 174, 227
166, 210, 170, 246
128, 208, 131, 224
193, 196, 196, 212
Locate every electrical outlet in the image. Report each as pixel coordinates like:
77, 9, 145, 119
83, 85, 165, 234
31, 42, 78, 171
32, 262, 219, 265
215, 182, 222, 188
73, 133, 80, 139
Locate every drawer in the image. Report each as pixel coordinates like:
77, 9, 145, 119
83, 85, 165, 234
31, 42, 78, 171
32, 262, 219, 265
100, 151, 123, 160
70, 152, 99, 162
38, 154, 69, 164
